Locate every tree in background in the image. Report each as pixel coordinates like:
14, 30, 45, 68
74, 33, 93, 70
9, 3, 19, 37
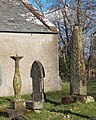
29, 0, 96, 83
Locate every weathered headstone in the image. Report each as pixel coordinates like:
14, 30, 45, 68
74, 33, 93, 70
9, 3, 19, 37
26, 60, 45, 110
31, 60, 45, 101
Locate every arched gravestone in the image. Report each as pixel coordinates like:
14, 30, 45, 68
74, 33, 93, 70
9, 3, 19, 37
26, 60, 45, 110
30, 60, 45, 101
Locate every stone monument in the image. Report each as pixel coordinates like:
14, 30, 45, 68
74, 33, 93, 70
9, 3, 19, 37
69, 24, 87, 95
10, 54, 25, 110
61, 25, 87, 104
4, 54, 26, 119
26, 60, 45, 110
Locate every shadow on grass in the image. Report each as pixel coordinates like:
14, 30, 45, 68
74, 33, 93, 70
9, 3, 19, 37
48, 109, 96, 120
0, 111, 3, 117
45, 98, 60, 106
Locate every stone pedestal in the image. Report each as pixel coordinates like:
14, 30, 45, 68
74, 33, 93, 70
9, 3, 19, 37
4, 109, 27, 118
10, 99, 25, 110
26, 100, 43, 110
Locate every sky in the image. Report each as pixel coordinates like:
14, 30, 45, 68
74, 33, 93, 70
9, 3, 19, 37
29, 0, 52, 12
29, 0, 70, 12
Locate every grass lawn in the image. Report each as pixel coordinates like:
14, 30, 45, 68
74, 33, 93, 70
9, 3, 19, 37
0, 81, 96, 120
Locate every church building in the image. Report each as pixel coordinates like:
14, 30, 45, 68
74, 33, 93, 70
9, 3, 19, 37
0, 0, 61, 96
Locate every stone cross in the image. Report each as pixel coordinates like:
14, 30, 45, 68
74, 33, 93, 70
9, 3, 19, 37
10, 55, 23, 100
30, 60, 45, 101
10, 54, 25, 110
4, 55, 27, 119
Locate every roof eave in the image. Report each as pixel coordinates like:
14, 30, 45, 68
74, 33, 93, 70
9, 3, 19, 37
0, 31, 58, 34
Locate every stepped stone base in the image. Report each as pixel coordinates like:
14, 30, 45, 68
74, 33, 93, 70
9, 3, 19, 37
4, 109, 27, 118
4, 99, 27, 119
26, 100, 43, 110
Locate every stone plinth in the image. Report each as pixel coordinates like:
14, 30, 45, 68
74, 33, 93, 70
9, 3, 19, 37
61, 95, 86, 104
61, 95, 95, 104
10, 99, 25, 110
26, 100, 43, 110
4, 109, 27, 118
4, 99, 27, 119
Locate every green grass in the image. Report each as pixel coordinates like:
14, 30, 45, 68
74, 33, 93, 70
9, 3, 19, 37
87, 80, 96, 97
46, 82, 70, 102
0, 81, 96, 120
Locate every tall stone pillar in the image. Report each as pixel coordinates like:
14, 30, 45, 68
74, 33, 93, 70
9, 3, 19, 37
70, 24, 87, 95
4, 55, 27, 119
10, 54, 25, 110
